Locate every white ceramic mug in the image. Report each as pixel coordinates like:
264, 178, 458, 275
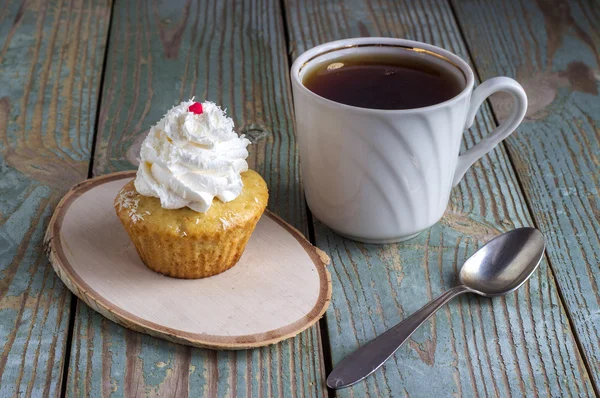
291, 38, 527, 244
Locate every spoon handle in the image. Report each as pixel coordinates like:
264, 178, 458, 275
327, 285, 470, 390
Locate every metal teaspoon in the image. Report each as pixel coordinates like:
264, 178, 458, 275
327, 227, 545, 389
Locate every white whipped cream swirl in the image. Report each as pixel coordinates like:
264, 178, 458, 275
134, 99, 251, 213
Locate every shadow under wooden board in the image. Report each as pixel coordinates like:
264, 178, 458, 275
45, 171, 331, 350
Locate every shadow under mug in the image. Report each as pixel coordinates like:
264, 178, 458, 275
290, 38, 527, 244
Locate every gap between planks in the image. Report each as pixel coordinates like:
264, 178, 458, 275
59, 2, 117, 398
278, 0, 336, 395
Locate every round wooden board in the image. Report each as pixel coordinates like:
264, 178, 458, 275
44, 171, 331, 350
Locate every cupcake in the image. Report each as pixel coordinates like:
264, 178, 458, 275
115, 99, 268, 279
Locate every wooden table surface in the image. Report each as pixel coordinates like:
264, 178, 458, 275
1, 0, 599, 396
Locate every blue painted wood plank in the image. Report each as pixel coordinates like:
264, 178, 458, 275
0, 0, 111, 395
283, 0, 595, 396
452, 0, 600, 390
67, 0, 326, 396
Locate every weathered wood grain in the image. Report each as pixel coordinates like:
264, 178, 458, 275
451, 0, 600, 389
0, 0, 111, 396
284, 0, 595, 396
67, 0, 326, 396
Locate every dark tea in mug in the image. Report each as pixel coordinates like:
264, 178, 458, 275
302, 53, 465, 110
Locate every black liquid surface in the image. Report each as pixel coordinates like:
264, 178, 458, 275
303, 53, 464, 110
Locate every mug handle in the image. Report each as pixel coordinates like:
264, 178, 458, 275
452, 77, 528, 186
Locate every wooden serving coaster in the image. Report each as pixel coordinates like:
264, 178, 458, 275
45, 171, 331, 350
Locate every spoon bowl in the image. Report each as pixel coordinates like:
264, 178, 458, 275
459, 227, 545, 296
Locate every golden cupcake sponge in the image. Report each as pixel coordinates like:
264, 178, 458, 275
115, 170, 268, 279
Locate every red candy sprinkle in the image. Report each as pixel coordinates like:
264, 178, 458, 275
188, 102, 203, 115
